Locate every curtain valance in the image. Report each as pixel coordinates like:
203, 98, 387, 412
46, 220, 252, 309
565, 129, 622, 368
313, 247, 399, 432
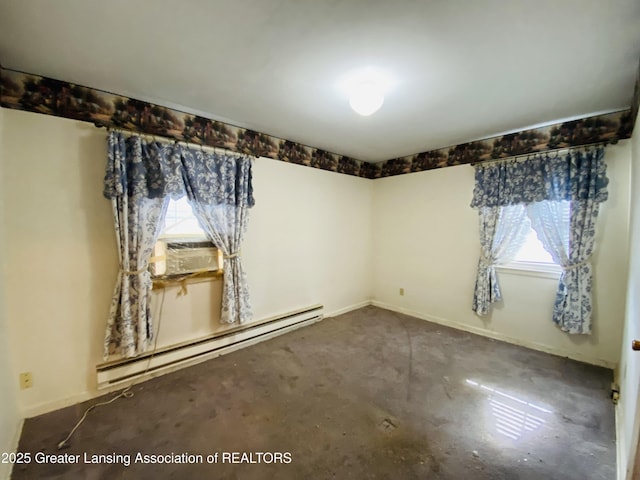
470, 147, 608, 208
103, 133, 255, 208
179, 147, 255, 208
103, 133, 184, 200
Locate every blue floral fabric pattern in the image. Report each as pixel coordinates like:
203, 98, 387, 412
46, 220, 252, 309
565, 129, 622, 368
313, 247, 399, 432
103, 133, 184, 201
471, 147, 608, 334
103, 132, 255, 358
528, 200, 599, 334
180, 147, 254, 324
471, 148, 608, 208
472, 205, 531, 315
103, 133, 177, 358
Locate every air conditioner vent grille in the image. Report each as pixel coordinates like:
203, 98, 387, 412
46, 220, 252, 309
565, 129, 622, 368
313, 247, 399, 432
151, 239, 221, 276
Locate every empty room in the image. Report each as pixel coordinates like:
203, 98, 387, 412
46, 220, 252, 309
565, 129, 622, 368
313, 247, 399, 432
1, 1, 640, 479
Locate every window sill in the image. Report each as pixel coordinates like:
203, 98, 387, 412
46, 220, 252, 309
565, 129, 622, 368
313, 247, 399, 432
496, 262, 561, 280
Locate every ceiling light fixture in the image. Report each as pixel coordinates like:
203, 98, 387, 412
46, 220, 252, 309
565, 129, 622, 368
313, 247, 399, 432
349, 81, 384, 116
338, 67, 395, 117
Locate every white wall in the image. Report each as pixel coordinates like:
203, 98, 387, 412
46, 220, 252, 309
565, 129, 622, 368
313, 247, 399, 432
372, 142, 631, 367
0, 108, 373, 417
617, 109, 640, 480
0, 103, 23, 480
1, 110, 117, 417
152, 154, 375, 348
245, 157, 373, 319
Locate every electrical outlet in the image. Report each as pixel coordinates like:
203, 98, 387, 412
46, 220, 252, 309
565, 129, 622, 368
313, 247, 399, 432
19, 372, 33, 390
399, 288, 405, 296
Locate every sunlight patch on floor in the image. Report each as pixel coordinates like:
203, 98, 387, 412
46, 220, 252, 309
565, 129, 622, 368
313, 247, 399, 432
466, 379, 553, 441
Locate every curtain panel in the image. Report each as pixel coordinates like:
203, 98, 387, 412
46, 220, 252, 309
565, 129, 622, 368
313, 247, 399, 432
470, 147, 608, 334
472, 205, 531, 315
527, 200, 600, 334
102, 134, 183, 358
103, 132, 255, 358
179, 147, 255, 325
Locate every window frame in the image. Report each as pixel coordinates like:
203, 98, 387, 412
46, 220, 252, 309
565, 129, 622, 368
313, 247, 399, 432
497, 261, 561, 279
499, 226, 562, 278
151, 198, 223, 285
498, 201, 568, 279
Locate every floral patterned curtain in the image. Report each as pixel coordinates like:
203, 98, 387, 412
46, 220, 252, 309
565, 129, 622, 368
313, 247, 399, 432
471, 147, 608, 333
103, 132, 256, 357
179, 148, 255, 324
473, 205, 530, 315
527, 199, 599, 334
471, 148, 608, 207
102, 133, 183, 358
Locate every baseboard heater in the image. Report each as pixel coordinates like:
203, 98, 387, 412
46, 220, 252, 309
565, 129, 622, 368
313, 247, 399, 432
97, 304, 323, 390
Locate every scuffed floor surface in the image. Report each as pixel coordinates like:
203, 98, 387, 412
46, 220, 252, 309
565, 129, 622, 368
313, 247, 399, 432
13, 307, 615, 479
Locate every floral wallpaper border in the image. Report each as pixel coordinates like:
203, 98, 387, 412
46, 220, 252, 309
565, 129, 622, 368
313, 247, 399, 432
0, 67, 370, 178
374, 109, 634, 178
1, 65, 637, 179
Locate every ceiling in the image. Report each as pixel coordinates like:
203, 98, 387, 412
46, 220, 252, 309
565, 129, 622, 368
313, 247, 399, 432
0, 0, 639, 163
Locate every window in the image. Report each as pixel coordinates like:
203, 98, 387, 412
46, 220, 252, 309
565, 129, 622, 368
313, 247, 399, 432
513, 228, 555, 264
502, 201, 570, 276
161, 197, 207, 239
150, 197, 222, 278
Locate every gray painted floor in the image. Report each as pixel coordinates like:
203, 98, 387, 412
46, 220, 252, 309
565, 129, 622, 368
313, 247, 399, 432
13, 306, 615, 479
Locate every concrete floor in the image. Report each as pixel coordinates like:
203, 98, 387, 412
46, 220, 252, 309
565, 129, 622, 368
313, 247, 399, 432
13, 306, 615, 479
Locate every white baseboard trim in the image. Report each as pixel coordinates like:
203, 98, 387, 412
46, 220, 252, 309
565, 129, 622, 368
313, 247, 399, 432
326, 300, 372, 318
372, 301, 616, 369
22, 305, 328, 418
22, 390, 96, 419
615, 404, 626, 480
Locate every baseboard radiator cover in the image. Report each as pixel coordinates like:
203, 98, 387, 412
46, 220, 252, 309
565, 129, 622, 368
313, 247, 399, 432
96, 304, 324, 390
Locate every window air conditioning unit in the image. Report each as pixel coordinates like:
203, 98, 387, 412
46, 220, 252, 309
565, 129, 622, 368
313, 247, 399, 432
151, 239, 221, 277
